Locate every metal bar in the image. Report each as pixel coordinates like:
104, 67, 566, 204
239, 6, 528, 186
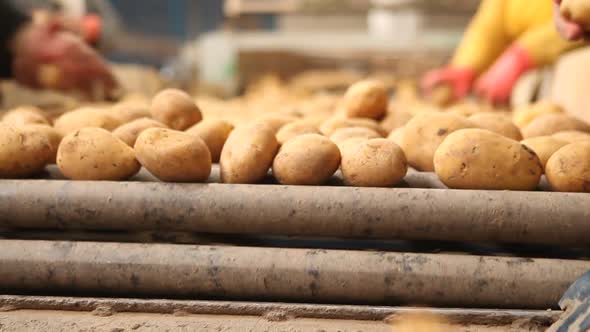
0, 240, 588, 309
0, 295, 561, 326
0, 177, 587, 246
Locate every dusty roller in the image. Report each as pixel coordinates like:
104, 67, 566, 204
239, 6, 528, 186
0, 169, 588, 246
0, 240, 588, 309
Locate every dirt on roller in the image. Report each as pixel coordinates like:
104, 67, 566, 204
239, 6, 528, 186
0, 309, 546, 332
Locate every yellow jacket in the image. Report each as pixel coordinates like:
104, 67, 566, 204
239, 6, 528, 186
452, 0, 580, 74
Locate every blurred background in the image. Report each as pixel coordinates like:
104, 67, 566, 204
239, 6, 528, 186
7, 0, 479, 98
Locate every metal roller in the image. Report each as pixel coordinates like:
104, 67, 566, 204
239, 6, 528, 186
0, 178, 588, 245
0, 240, 588, 309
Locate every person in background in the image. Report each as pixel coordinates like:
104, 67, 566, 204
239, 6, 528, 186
422, 0, 580, 106
0, 0, 117, 98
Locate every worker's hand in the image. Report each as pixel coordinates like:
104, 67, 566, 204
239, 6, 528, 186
33, 10, 102, 46
421, 67, 476, 101
475, 44, 534, 106
554, 0, 588, 40
10, 21, 117, 99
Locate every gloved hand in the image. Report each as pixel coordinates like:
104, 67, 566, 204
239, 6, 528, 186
421, 66, 476, 101
554, 0, 589, 40
475, 44, 534, 105
33, 10, 102, 46
10, 20, 117, 99
81, 14, 102, 45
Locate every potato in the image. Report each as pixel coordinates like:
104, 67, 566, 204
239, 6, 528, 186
135, 128, 211, 182
552, 130, 590, 143
186, 119, 234, 162
521, 114, 590, 138
275, 120, 320, 145
434, 129, 542, 190
20, 124, 62, 164
329, 127, 382, 147
387, 127, 405, 146
151, 89, 202, 130
446, 102, 489, 118
57, 128, 140, 180
546, 142, 590, 192
521, 136, 569, 169
341, 80, 388, 119
108, 102, 151, 124
2, 106, 50, 126
253, 113, 299, 134
468, 113, 522, 140
220, 123, 279, 184
113, 118, 168, 147
512, 101, 563, 129
400, 112, 475, 171
380, 109, 413, 133
54, 107, 121, 136
560, 0, 590, 29
0, 123, 52, 178
272, 134, 340, 185
337, 137, 369, 153
320, 117, 385, 136
428, 85, 454, 107
340, 138, 407, 187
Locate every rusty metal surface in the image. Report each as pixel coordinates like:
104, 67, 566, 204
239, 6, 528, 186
0, 172, 587, 246
0, 295, 561, 326
0, 240, 588, 309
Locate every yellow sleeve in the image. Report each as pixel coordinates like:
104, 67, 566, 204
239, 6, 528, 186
451, 0, 510, 74
517, 21, 582, 67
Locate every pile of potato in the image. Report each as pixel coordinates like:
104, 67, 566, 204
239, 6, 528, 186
1, 78, 590, 193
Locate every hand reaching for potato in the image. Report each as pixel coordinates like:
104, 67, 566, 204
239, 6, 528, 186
10, 20, 118, 99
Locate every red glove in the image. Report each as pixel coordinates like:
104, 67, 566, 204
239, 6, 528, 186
554, 0, 587, 40
81, 14, 102, 45
421, 66, 476, 101
475, 44, 534, 105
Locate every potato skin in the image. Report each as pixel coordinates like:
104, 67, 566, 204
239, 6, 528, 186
387, 127, 405, 146
546, 142, 590, 192
341, 80, 388, 120
113, 118, 168, 147
340, 138, 407, 187
135, 128, 211, 182
151, 89, 202, 130
2, 106, 49, 126
380, 108, 413, 133
220, 123, 279, 184
469, 113, 522, 141
57, 128, 140, 181
253, 114, 298, 134
20, 124, 62, 164
434, 129, 542, 190
0, 123, 52, 178
521, 114, 590, 138
320, 117, 385, 136
54, 108, 121, 136
329, 127, 382, 146
108, 102, 151, 124
400, 112, 475, 172
275, 120, 320, 145
512, 101, 563, 129
186, 119, 234, 162
272, 134, 341, 185
521, 136, 569, 169
552, 130, 590, 143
